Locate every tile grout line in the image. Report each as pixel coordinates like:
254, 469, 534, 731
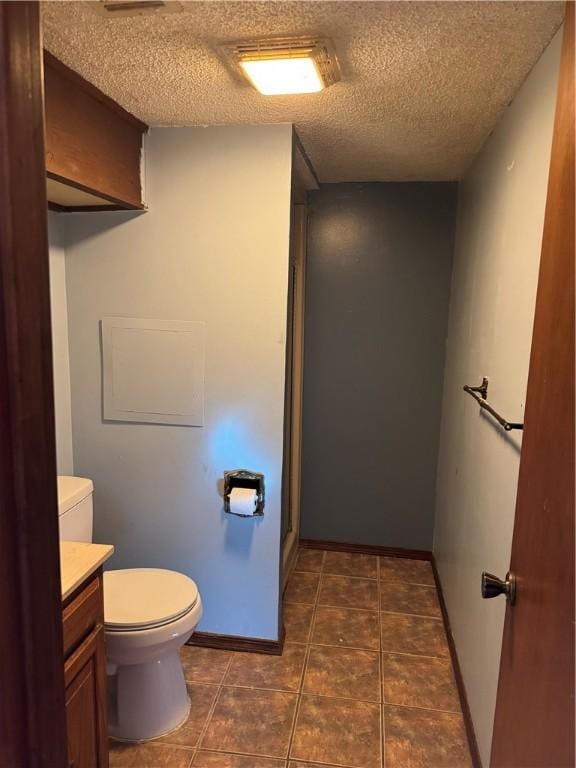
195, 745, 293, 763
188, 745, 354, 766
189, 744, 376, 768
286, 600, 379, 613
380, 648, 450, 661
193, 652, 234, 758
318, 572, 379, 582
303, 548, 434, 584
295, 549, 391, 768
298, 549, 325, 742
215, 684, 386, 706
192, 748, 287, 759
193, 743, 391, 768
378, 608, 443, 621
303, 571, 378, 581
286, 548, 324, 764
288, 604, 443, 619
382, 700, 464, 716
302, 639, 380, 652
380, 578, 436, 588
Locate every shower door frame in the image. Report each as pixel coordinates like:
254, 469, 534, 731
280, 134, 318, 595
281, 200, 308, 582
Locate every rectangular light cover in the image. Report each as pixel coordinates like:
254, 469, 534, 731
240, 54, 324, 95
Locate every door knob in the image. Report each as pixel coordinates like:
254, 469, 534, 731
481, 571, 516, 605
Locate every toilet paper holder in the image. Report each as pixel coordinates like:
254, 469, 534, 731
223, 469, 265, 517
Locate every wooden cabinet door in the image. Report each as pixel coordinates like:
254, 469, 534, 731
65, 625, 109, 768
66, 655, 98, 768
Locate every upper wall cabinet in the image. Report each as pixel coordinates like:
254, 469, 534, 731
44, 52, 147, 211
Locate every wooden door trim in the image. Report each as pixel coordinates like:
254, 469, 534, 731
0, 4, 68, 767
282, 203, 308, 584
490, 5, 575, 765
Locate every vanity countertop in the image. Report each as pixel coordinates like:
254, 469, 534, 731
60, 541, 114, 601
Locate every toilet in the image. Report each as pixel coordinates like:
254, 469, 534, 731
57, 476, 203, 741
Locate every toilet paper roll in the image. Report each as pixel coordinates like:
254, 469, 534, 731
229, 487, 258, 517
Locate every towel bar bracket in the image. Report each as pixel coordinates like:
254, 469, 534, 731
463, 378, 524, 432
467, 376, 489, 400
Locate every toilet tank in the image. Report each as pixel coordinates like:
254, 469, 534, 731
57, 476, 94, 542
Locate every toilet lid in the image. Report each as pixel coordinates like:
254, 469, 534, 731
104, 568, 199, 631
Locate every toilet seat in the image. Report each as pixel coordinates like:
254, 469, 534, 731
104, 568, 199, 632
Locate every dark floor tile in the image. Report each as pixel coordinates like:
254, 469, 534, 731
323, 551, 378, 579
291, 695, 381, 768
303, 645, 380, 702
379, 557, 434, 586
382, 653, 460, 712
379, 582, 441, 618
283, 602, 314, 643
285, 571, 320, 604
109, 741, 194, 767
289, 763, 343, 768
311, 605, 379, 650
193, 752, 284, 767
318, 574, 378, 611
159, 684, 218, 748
294, 548, 324, 573
224, 642, 306, 692
201, 687, 297, 758
180, 646, 233, 684
385, 705, 472, 767
380, 613, 449, 658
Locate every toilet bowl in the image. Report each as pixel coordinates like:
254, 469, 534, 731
56, 476, 203, 742
104, 568, 202, 741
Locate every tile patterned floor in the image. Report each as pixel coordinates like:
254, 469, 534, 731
109, 548, 473, 768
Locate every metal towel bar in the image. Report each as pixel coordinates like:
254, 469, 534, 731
463, 377, 524, 432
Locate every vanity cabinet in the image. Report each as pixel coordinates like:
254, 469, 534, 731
62, 570, 109, 768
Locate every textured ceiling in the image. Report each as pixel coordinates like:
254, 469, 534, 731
42, 1, 564, 181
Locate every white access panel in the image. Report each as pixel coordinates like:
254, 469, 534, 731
101, 317, 205, 426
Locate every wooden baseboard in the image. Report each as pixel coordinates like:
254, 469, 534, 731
432, 557, 482, 768
188, 626, 285, 656
282, 534, 299, 592
299, 538, 432, 560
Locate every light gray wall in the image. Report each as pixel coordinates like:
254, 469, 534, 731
300, 183, 456, 549
64, 125, 293, 640
48, 212, 74, 476
434, 31, 561, 766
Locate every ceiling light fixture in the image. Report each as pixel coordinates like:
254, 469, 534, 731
224, 37, 341, 96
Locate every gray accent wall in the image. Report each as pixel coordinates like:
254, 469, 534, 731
300, 183, 456, 549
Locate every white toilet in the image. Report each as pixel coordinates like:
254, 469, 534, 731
57, 476, 203, 742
